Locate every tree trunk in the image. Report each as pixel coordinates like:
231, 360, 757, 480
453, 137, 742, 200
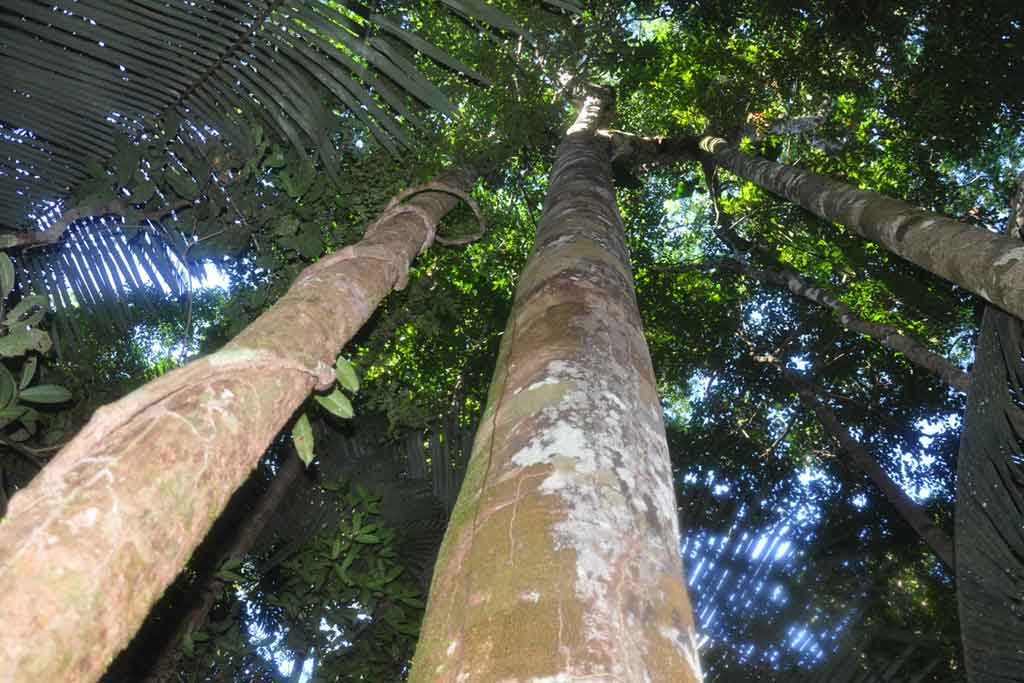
410, 91, 702, 682
956, 174, 1024, 682
788, 371, 955, 569
698, 136, 1024, 321
142, 451, 306, 683
0, 168, 474, 683
719, 258, 970, 392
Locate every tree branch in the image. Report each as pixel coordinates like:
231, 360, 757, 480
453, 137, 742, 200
695, 160, 971, 393
1, 198, 193, 249
723, 258, 970, 392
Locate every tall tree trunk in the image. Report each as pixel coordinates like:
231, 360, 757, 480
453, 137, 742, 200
0, 168, 474, 683
410, 91, 702, 682
697, 136, 1024, 321
956, 174, 1024, 682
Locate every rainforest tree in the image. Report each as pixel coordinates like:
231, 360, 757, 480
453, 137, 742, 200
0, 1, 1022, 682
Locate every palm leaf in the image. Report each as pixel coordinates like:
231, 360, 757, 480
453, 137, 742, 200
956, 304, 1024, 682
0, 0, 537, 314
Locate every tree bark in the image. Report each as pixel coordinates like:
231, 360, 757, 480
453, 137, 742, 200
782, 367, 955, 569
410, 91, 702, 682
0, 168, 474, 683
698, 136, 1024, 321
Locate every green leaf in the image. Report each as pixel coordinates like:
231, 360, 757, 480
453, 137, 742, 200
0, 404, 28, 429
335, 357, 360, 394
341, 548, 358, 571
215, 569, 247, 583
18, 356, 35, 391
263, 148, 286, 168
314, 388, 354, 419
18, 384, 71, 404
165, 169, 199, 200
0, 252, 15, 300
0, 364, 16, 410
5, 296, 49, 328
292, 413, 315, 466
0, 329, 51, 357
355, 533, 380, 544
129, 181, 156, 205
399, 595, 425, 608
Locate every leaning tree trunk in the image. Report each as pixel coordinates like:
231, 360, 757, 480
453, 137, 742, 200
956, 174, 1024, 682
141, 451, 307, 683
0, 168, 474, 683
788, 372, 955, 568
410, 91, 702, 682
698, 136, 1024, 321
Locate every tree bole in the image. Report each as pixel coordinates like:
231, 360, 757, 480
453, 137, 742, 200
700, 136, 1024, 321
0, 168, 473, 683
411, 93, 702, 682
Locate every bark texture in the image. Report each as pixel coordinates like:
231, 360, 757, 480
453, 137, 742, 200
0, 168, 473, 683
699, 136, 1024, 321
411, 93, 702, 682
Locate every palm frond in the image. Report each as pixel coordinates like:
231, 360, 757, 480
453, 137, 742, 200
0, 0, 551, 316
956, 304, 1024, 681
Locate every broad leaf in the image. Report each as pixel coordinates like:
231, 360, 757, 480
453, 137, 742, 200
315, 388, 354, 419
18, 384, 71, 404
292, 413, 315, 467
0, 253, 14, 300
335, 357, 360, 394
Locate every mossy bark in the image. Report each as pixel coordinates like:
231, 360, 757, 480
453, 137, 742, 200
700, 136, 1024, 321
0, 169, 473, 683
411, 94, 702, 682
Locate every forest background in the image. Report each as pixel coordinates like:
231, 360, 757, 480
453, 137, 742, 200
0, 0, 1022, 681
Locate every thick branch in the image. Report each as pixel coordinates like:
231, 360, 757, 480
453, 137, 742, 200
698, 135, 1024, 321
598, 129, 700, 168
1, 199, 193, 249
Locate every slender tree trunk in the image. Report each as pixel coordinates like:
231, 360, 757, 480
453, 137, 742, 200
411, 91, 702, 682
790, 374, 955, 569
718, 258, 970, 392
956, 174, 1024, 682
697, 136, 1024, 321
143, 452, 306, 683
0, 168, 474, 683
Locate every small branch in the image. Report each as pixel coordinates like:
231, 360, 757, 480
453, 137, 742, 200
0, 440, 45, 470
2, 199, 193, 250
